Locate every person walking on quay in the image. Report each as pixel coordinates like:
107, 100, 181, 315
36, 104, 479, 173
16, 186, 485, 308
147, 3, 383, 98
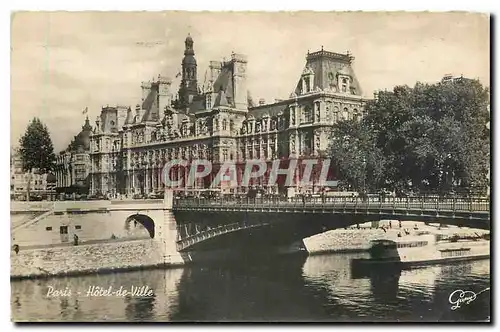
13, 244, 19, 255
73, 234, 79, 246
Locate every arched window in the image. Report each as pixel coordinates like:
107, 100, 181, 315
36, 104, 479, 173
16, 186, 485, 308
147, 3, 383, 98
343, 107, 349, 120
341, 79, 348, 93
222, 119, 228, 131
270, 118, 277, 131
333, 106, 339, 123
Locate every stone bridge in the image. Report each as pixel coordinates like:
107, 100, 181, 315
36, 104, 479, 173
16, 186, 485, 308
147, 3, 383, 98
172, 196, 490, 252
11, 192, 490, 256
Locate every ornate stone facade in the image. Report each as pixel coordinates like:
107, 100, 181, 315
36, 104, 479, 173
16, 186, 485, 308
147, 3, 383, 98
55, 117, 92, 195
89, 36, 369, 197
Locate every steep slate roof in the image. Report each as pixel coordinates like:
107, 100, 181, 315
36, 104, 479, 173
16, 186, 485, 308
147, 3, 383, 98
247, 91, 256, 108
141, 85, 160, 122
214, 89, 230, 107
188, 96, 206, 113
212, 62, 235, 107
248, 102, 288, 119
294, 50, 363, 96
124, 107, 135, 125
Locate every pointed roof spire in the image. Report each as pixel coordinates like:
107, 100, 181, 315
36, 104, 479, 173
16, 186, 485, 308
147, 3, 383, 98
184, 33, 194, 56
82, 115, 92, 131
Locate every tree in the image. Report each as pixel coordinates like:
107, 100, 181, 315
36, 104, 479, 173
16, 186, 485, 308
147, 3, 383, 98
329, 79, 490, 194
329, 119, 385, 191
18, 118, 56, 174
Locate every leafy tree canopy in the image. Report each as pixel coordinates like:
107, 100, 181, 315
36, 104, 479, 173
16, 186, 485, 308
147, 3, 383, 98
18, 117, 56, 174
329, 79, 490, 194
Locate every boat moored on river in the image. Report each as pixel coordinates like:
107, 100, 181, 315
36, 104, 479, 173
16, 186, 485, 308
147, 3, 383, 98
352, 230, 490, 269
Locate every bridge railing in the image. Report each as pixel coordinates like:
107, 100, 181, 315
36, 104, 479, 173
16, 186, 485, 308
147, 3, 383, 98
177, 220, 267, 251
173, 196, 490, 213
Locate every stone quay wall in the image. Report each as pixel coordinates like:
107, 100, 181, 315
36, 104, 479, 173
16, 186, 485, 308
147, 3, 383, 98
10, 238, 184, 279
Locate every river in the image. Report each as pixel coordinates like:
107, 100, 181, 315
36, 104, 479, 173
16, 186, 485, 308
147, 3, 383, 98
11, 253, 490, 322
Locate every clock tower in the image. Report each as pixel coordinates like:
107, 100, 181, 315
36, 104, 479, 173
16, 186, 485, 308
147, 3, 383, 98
178, 34, 198, 109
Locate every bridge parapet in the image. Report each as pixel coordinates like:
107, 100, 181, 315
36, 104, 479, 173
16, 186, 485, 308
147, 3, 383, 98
173, 196, 490, 214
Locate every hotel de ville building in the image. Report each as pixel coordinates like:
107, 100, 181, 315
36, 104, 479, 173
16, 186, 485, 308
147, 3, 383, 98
87, 35, 369, 197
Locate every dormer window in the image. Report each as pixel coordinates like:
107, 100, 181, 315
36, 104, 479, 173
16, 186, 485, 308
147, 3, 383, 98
341, 78, 348, 93
300, 67, 315, 94
222, 119, 228, 131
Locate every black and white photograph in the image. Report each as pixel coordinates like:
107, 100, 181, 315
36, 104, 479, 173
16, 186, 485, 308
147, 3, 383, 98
9, 11, 491, 322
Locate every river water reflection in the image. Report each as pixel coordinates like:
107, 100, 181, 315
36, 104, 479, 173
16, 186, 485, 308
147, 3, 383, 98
11, 253, 490, 322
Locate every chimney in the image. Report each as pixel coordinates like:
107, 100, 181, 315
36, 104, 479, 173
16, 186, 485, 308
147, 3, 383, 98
259, 98, 266, 106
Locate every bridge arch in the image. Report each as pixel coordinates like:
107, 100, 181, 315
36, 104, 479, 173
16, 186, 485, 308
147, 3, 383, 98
125, 214, 155, 239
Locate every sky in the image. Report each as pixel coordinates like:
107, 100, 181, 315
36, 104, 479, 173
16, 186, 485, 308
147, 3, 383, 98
10, 12, 489, 152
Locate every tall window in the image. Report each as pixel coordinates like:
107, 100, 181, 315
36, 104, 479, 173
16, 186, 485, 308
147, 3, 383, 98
206, 94, 212, 109
342, 78, 348, 93
305, 77, 311, 92
303, 106, 313, 123
222, 119, 228, 131
333, 106, 339, 123
353, 109, 359, 122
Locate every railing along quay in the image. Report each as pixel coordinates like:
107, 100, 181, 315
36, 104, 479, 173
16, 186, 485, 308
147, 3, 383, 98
173, 196, 490, 213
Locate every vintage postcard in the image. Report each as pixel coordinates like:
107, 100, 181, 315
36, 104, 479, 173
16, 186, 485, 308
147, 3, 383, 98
10, 11, 490, 322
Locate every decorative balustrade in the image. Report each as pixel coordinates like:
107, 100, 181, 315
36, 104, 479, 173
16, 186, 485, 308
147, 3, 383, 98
173, 196, 490, 213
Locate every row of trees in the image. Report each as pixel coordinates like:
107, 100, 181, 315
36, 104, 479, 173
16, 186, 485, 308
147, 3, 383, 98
329, 79, 490, 195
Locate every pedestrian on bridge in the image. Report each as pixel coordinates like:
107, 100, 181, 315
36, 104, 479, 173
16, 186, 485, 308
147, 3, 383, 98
13, 244, 19, 255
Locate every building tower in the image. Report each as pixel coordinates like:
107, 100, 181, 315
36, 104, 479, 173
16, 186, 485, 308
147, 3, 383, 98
178, 34, 198, 109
